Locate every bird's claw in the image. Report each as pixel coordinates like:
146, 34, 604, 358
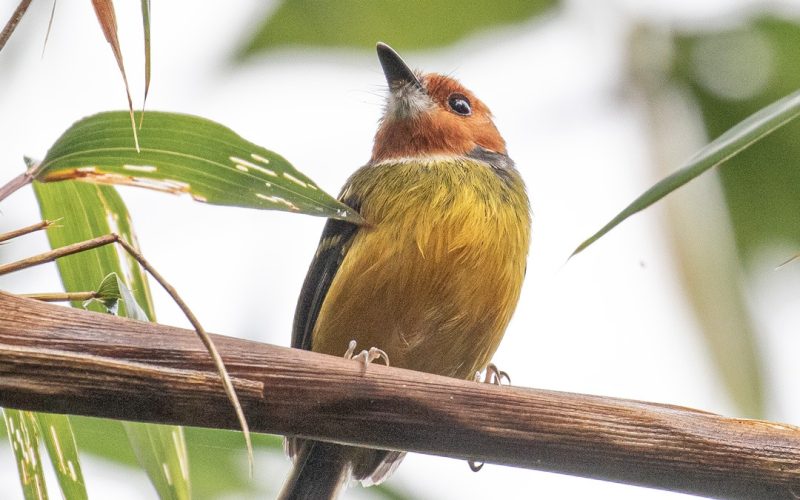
344, 340, 390, 371
474, 363, 511, 386
468, 460, 484, 472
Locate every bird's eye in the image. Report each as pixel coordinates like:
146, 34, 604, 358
447, 93, 472, 116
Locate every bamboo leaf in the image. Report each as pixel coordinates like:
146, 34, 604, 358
121, 423, 190, 500
572, 88, 800, 257
33, 180, 191, 500
35, 110, 362, 223
140, 0, 151, 117
90, 0, 140, 151
34, 413, 87, 500
89, 272, 149, 320
236, 0, 557, 59
3, 409, 48, 500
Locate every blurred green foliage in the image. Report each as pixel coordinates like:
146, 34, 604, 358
672, 16, 800, 261
237, 0, 558, 58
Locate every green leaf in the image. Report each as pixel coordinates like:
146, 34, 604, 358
572, 87, 800, 257
140, 0, 152, 111
236, 0, 557, 58
672, 17, 800, 260
121, 423, 190, 500
3, 409, 48, 500
34, 413, 88, 500
33, 180, 191, 500
90, 272, 149, 320
35, 111, 362, 223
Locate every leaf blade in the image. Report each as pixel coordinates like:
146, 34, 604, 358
140, 0, 152, 114
3, 409, 48, 500
90, 0, 140, 151
34, 413, 88, 500
35, 111, 361, 223
572, 88, 800, 257
33, 180, 191, 500
236, 0, 557, 58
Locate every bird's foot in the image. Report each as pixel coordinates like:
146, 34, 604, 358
468, 364, 511, 473
344, 340, 390, 372
474, 363, 511, 386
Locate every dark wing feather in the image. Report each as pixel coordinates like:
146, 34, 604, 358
292, 198, 361, 351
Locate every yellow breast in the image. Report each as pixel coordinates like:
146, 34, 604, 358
312, 157, 530, 380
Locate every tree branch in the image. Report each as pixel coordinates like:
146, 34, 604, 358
0, 291, 798, 499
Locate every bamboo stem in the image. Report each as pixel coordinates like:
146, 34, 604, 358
0, 291, 798, 499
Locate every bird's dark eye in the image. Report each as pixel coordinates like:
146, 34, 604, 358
447, 93, 472, 116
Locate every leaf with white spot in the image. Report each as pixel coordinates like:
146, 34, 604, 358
34, 180, 191, 500
3, 409, 49, 500
35, 413, 87, 500
34, 111, 362, 223
122, 423, 191, 500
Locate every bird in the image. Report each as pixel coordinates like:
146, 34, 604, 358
279, 42, 531, 500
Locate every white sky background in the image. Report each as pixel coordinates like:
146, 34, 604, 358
1, 0, 798, 498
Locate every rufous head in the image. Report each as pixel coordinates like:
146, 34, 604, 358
371, 43, 506, 163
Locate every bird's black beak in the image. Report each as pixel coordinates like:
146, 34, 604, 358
376, 42, 423, 91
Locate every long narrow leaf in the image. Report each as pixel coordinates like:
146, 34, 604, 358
34, 413, 87, 500
140, 0, 151, 116
35, 110, 362, 223
572, 88, 800, 257
122, 423, 190, 499
3, 409, 48, 500
33, 180, 191, 500
90, 0, 139, 151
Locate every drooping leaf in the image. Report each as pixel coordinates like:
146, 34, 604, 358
34, 412, 87, 500
3, 409, 48, 500
572, 87, 800, 257
672, 16, 800, 261
121, 423, 191, 500
33, 180, 191, 500
35, 111, 362, 223
90, 0, 139, 151
140, 0, 151, 117
236, 0, 557, 58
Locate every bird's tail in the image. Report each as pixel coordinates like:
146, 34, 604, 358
278, 441, 353, 500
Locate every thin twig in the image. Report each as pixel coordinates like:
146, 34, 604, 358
0, 233, 118, 276
114, 237, 254, 473
21, 291, 97, 302
0, 0, 33, 52
0, 232, 254, 471
0, 220, 54, 244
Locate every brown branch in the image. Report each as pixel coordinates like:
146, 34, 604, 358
0, 220, 53, 244
0, 291, 798, 499
0, 0, 33, 52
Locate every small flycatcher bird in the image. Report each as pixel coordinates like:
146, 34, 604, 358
280, 43, 531, 499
